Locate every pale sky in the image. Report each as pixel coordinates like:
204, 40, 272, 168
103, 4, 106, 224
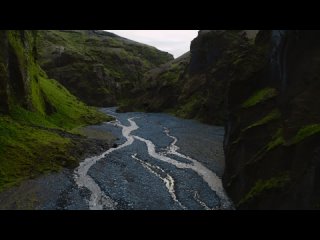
105, 30, 199, 58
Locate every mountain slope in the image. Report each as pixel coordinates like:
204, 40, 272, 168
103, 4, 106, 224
120, 30, 257, 125
37, 30, 173, 106
117, 51, 191, 113
0, 30, 111, 192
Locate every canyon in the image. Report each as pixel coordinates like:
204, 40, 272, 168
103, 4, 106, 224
1, 30, 319, 209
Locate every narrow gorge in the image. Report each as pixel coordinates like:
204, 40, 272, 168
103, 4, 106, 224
0, 30, 319, 210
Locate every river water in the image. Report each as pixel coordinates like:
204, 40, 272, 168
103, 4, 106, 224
73, 107, 232, 210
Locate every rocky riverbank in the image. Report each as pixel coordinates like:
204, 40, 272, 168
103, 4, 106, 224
0, 124, 115, 210
0, 107, 231, 210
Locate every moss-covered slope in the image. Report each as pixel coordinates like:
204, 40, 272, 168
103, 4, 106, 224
0, 30, 111, 192
37, 30, 173, 107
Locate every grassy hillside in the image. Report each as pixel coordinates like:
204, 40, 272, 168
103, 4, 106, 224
37, 30, 173, 106
0, 30, 111, 192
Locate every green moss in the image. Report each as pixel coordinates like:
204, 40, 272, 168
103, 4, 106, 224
0, 30, 113, 193
242, 88, 277, 108
1, 75, 111, 192
7, 31, 45, 113
290, 124, 320, 145
7, 31, 26, 68
10, 74, 112, 130
176, 93, 205, 119
160, 70, 180, 84
156, 61, 185, 86
30, 64, 46, 114
10, 106, 57, 129
249, 124, 320, 165
244, 127, 285, 165
39, 76, 109, 129
1, 84, 110, 192
243, 109, 281, 132
266, 128, 285, 151
0, 117, 72, 192
238, 172, 291, 206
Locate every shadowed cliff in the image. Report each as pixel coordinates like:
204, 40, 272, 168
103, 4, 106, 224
119, 30, 257, 125
223, 30, 320, 209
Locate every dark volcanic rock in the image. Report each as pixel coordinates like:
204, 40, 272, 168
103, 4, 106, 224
0, 31, 9, 113
223, 30, 320, 209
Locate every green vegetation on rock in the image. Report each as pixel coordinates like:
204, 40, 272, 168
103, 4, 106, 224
38, 74, 110, 129
238, 172, 291, 206
262, 124, 320, 151
176, 93, 205, 120
266, 128, 285, 151
0, 30, 112, 192
0, 117, 71, 191
0, 79, 109, 192
242, 88, 277, 108
224, 30, 320, 209
243, 109, 281, 131
291, 124, 320, 145
37, 30, 173, 106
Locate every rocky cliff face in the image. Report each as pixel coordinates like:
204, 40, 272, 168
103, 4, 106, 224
0, 30, 110, 192
122, 29, 320, 209
223, 30, 320, 209
121, 30, 257, 125
176, 30, 253, 125
0, 31, 38, 113
37, 30, 173, 107
0, 31, 9, 113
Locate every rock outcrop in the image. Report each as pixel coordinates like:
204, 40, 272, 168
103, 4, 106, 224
0, 31, 37, 113
121, 30, 257, 125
